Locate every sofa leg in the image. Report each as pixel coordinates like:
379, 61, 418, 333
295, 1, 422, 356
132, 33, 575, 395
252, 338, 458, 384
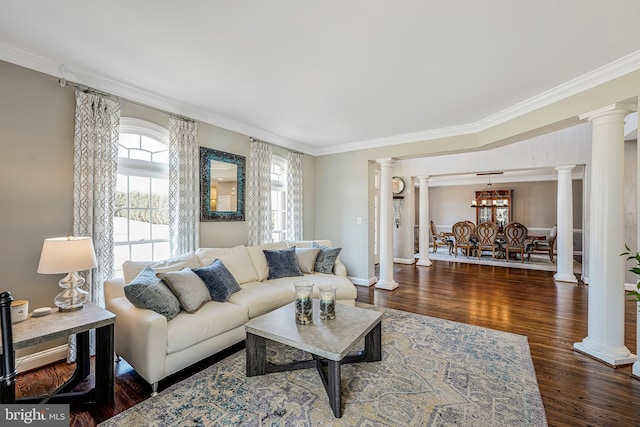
151, 382, 158, 397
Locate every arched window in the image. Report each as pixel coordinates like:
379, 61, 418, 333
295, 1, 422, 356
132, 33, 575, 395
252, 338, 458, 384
271, 155, 287, 242
114, 118, 170, 277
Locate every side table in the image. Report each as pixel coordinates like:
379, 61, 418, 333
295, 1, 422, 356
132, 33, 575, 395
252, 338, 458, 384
0, 302, 115, 405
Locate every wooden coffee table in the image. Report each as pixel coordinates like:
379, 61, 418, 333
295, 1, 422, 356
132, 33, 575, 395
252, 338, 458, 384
245, 301, 382, 418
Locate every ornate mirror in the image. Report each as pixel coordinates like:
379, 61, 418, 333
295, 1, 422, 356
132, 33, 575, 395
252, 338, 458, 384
200, 147, 245, 221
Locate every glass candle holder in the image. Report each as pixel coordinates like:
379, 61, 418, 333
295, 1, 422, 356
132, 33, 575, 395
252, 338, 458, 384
294, 280, 314, 325
319, 285, 336, 320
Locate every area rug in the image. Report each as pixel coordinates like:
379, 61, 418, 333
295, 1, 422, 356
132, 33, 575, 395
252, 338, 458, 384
100, 305, 547, 427
425, 249, 582, 274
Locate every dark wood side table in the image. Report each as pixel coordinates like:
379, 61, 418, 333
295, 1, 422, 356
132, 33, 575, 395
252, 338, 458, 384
0, 302, 115, 405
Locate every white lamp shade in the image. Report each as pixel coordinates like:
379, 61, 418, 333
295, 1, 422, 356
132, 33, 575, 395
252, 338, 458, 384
37, 236, 98, 274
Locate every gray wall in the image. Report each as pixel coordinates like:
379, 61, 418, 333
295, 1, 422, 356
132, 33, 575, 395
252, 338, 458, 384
0, 60, 317, 312
426, 180, 583, 230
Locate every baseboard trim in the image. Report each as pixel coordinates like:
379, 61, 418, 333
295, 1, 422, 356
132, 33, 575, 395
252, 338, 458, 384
350, 276, 378, 287
15, 345, 67, 373
393, 257, 415, 265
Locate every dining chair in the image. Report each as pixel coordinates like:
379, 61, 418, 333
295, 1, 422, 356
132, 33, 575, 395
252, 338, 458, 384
526, 224, 557, 262
501, 222, 528, 262
476, 221, 499, 258
430, 221, 453, 255
452, 221, 477, 257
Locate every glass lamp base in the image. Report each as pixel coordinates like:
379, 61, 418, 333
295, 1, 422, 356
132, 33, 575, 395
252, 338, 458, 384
55, 272, 89, 312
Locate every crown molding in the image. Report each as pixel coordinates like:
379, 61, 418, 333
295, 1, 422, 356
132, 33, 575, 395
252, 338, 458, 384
0, 41, 314, 154
2, 40, 639, 157
316, 50, 640, 155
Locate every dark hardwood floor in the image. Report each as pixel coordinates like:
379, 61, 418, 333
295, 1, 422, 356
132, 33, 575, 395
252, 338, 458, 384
16, 260, 640, 426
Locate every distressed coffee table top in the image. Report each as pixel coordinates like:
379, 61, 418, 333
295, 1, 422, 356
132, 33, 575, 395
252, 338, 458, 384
245, 301, 382, 361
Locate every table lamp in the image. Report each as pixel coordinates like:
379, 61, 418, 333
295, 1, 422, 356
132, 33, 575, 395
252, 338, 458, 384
37, 236, 97, 312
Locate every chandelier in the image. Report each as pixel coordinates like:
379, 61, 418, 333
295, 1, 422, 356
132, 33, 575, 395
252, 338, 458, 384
470, 172, 508, 208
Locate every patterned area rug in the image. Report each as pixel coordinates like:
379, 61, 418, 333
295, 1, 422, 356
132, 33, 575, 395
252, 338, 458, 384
101, 305, 547, 427
426, 249, 582, 274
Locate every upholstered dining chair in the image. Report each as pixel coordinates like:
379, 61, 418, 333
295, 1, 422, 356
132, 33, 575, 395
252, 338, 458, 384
452, 221, 476, 257
526, 224, 557, 262
476, 221, 499, 258
430, 221, 453, 255
501, 222, 528, 262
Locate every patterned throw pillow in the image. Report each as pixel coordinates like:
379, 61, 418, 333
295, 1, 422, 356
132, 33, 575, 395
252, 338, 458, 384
192, 259, 241, 302
157, 268, 211, 313
311, 242, 342, 274
124, 266, 181, 320
263, 247, 304, 280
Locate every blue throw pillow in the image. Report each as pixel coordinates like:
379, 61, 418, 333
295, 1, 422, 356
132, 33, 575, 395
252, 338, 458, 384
263, 247, 304, 280
192, 259, 241, 302
312, 242, 342, 274
124, 266, 181, 320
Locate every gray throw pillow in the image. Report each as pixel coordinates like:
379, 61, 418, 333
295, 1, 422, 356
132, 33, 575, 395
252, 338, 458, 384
295, 247, 321, 274
312, 242, 342, 274
157, 268, 211, 313
192, 259, 241, 302
263, 246, 304, 280
124, 266, 181, 320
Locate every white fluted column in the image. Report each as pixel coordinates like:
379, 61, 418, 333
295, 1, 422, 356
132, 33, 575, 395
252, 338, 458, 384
573, 103, 637, 366
375, 158, 398, 290
416, 175, 432, 266
554, 165, 578, 283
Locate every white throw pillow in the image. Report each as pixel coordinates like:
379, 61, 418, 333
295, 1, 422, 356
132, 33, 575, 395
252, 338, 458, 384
122, 251, 201, 284
195, 245, 259, 284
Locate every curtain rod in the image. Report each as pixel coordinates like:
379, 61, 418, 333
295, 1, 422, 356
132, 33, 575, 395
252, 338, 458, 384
249, 136, 303, 156
58, 78, 196, 123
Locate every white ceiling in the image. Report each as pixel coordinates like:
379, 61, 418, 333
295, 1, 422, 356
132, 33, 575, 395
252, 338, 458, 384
1, 1, 640, 155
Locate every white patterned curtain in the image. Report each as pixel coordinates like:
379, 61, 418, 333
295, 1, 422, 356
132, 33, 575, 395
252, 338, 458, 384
71, 90, 120, 361
286, 151, 304, 240
169, 117, 200, 256
246, 141, 273, 245
72, 90, 120, 307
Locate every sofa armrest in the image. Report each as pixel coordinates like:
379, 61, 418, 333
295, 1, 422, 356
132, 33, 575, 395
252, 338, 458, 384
333, 259, 347, 277
105, 292, 169, 386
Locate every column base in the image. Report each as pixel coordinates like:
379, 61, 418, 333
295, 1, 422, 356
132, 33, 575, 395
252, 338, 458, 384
416, 258, 432, 267
632, 362, 640, 379
375, 280, 398, 291
553, 272, 578, 283
573, 339, 636, 367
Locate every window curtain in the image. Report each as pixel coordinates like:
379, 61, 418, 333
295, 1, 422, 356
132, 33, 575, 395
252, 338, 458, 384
286, 151, 304, 241
168, 117, 199, 256
71, 90, 120, 360
247, 141, 273, 245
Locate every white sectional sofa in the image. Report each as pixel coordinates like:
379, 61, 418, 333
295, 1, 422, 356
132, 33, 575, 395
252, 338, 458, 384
104, 240, 356, 395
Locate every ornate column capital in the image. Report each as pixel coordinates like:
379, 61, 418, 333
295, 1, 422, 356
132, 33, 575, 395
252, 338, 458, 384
579, 103, 637, 122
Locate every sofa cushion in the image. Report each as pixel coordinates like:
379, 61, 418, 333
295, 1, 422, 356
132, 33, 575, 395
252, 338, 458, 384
263, 247, 304, 280
166, 301, 249, 354
312, 242, 342, 274
246, 242, 287, 281
227, 282, 294, 318
266, 273, 358, 301
192, 259, 241, 302
157, 269, 211, 313
123, 266, 181, 320
295, 247, 320, 274
195, 246, 259, 284
122, 251, 201, 284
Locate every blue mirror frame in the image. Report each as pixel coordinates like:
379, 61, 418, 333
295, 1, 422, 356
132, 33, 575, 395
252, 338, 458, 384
200, 147, 246, 221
